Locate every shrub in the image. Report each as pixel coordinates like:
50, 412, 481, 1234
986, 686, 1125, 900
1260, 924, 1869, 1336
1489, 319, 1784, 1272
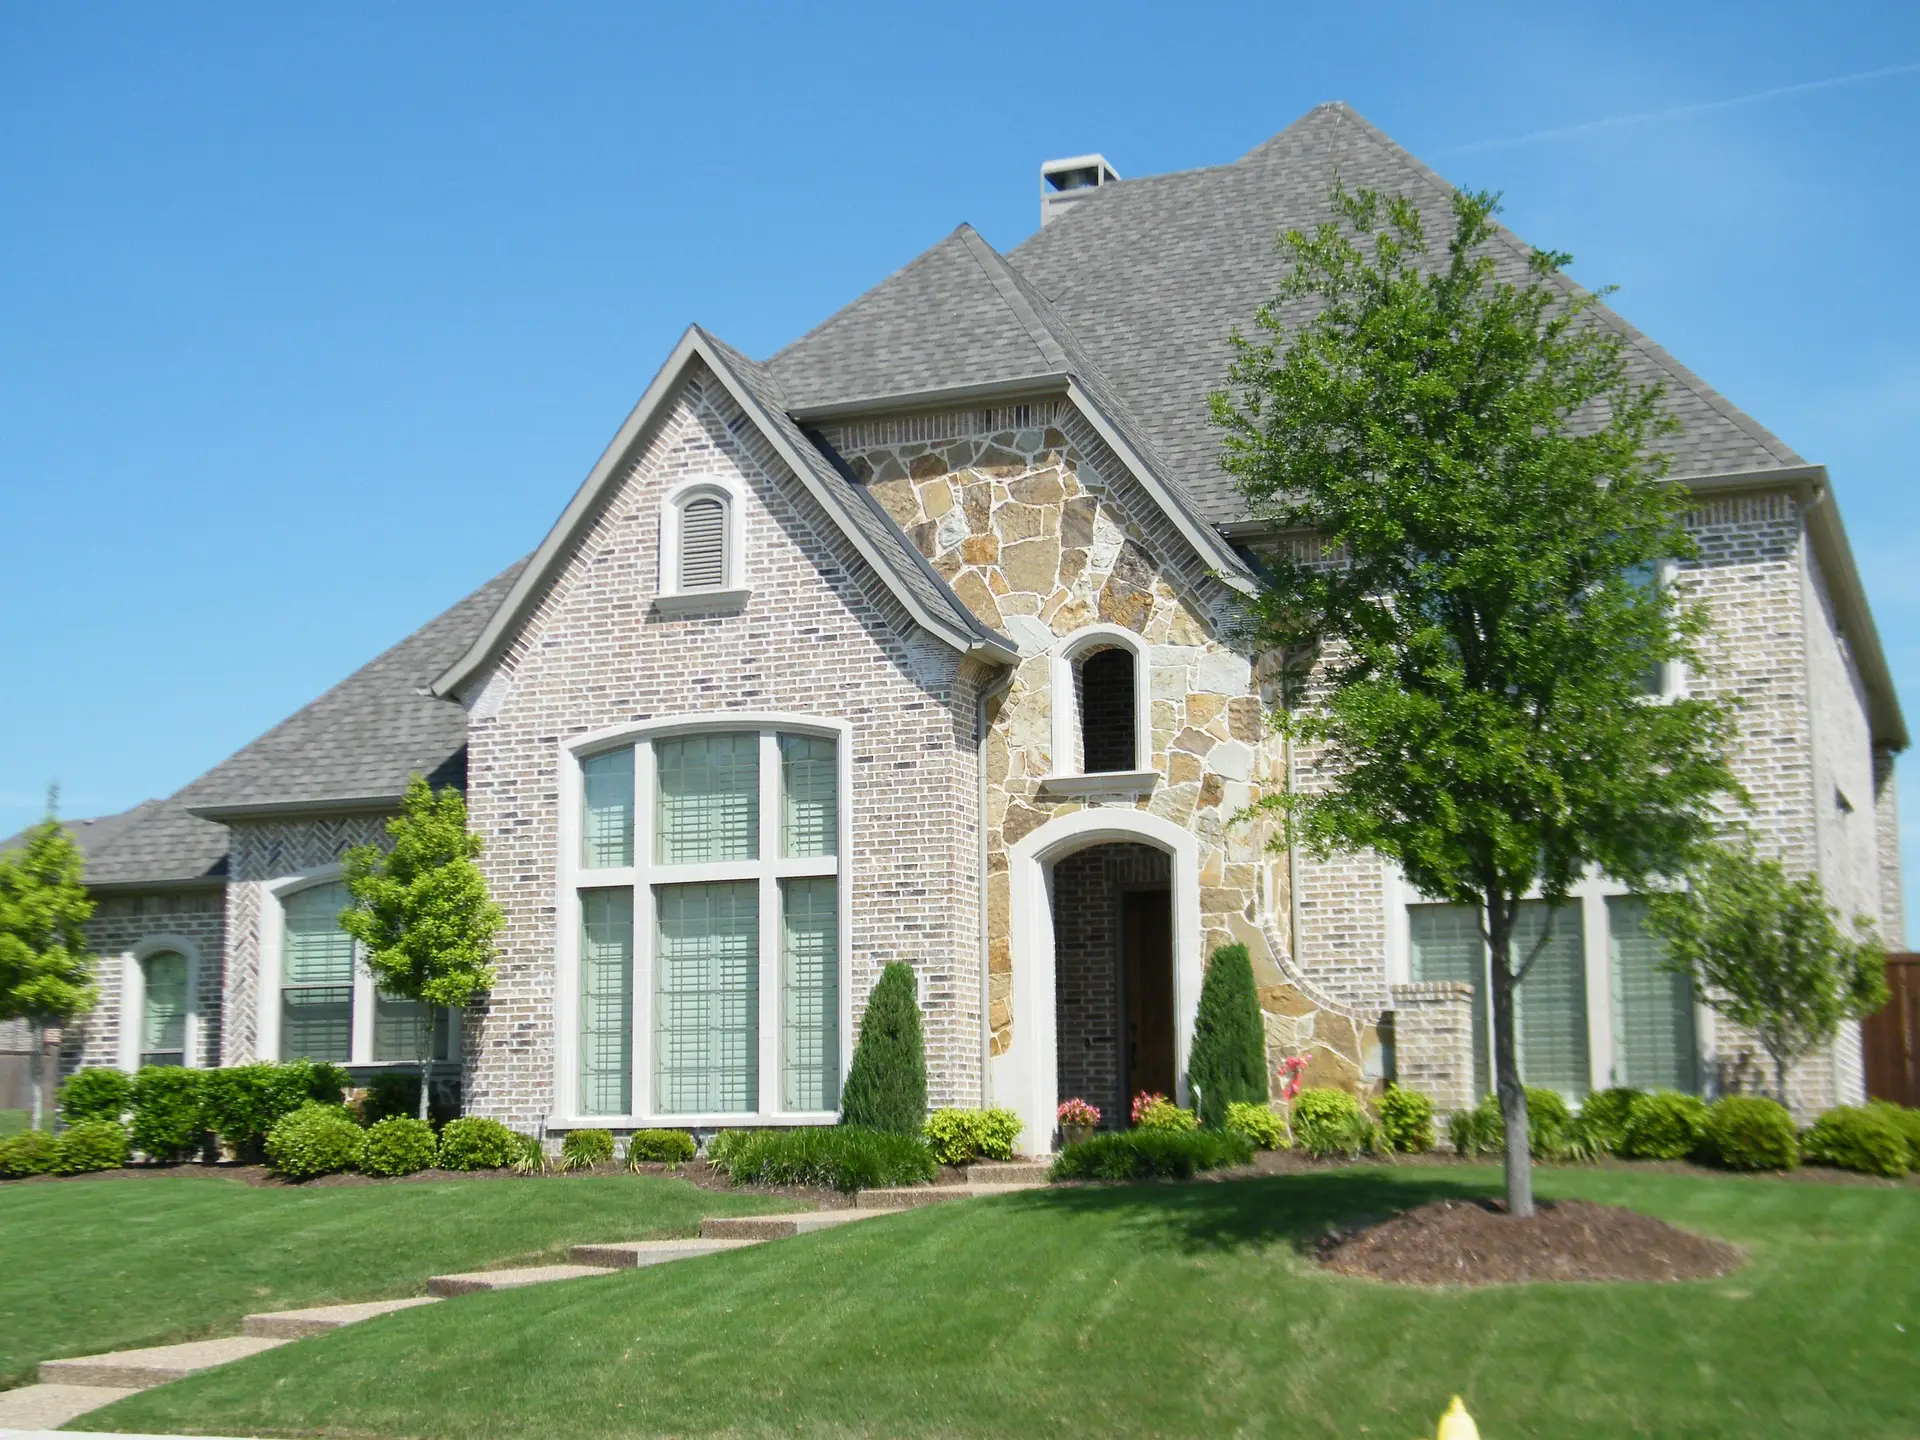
1620, 1090, 1710, 1161
1866, 1101, 1920, 1171
130, 1066, 207, 1162
59, 1067, 133, 1125
838, 962, 927, 1136
1578, 1087, 1643, 1154
1291, 1087, 1375, 1159
359, 1117, 438, 1177
1445, 1090, 1590, 1160
359, 1070, 460, 1129
202, 1061, 351, 1160
1447, 1102, 1501, 1158
1224, 1101, 1288, 1150
1132, 1094, 1199, 1133
560, 1128, 615, 1171
52, 1119, 130, 1175
265, 1104, 365, 1180
710, 1126, 936, 1193
1049, 1129, 1255, 1181
1802, 1105, 1910, 1178
625, 1129, 696, 1165
1186, 943, 1269, 1128
922, 1108, 1022, 1166
0, 1129, 58, 1178
508, 1131, 549, 1175
1376, 1088, 1435, 1154
1702, 1096, 1798, 1171
435, 1116, 520, 1171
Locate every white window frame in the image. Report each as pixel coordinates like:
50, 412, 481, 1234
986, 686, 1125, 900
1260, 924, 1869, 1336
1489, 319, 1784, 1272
118, 935, 204, 1071
656, 474, 749, 612
1636, 557, 1689, 701
551, 713, 854, 1128
253, 867, 462, 1069
1041, 624, 1156, 795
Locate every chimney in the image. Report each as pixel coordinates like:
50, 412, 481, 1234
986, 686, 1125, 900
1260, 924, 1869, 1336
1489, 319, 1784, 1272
1040, 154, 1120, 227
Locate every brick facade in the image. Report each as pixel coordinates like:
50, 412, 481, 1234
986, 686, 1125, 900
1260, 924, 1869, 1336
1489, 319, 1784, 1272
65, 888, 227, 1076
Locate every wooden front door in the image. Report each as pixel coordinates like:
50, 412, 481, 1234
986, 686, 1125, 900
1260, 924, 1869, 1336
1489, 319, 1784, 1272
1865, 954, 1920, 1107
1123, 889, 1175, 1104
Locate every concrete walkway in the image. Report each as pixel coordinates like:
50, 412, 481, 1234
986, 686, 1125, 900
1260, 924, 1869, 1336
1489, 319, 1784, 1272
0, 1160, 1049, 1431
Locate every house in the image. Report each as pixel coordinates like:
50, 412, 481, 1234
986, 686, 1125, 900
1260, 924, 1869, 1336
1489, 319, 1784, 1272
44, 104, 1904, 1150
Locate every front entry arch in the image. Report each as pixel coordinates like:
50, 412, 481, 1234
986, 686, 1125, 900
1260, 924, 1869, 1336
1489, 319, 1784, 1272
994, 808, 1202, 1154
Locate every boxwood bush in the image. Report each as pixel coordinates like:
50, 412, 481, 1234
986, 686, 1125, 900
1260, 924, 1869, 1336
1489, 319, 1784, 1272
1050, 1129, 1254, 1181
52, 1119, 130, 1175
202, 1061, 351, 1160
1867, 1101, 1920, 1171
1801, 1105, 1910, 1177
1578, 1087, 1643, 1154
625, 1129, 696, 1165
1702, 1095, 1798, 1171
1290, 1087, 1375, 1159
58, 1067, 133, 1125
359, 1117, 438, 1177
0, 1129, 58, 1178
560, 1128, 615, 1171
1224, 1101, 1288, 1150
1378, 1088, 1435, 1154
435, 1116, 520, 1171
265, 1103, 365, 1180
922, 1108, 1022, 1166
130, 1066, 207, 1162
1621, 1090, 1710, 1161
711, 1126, 936, 1192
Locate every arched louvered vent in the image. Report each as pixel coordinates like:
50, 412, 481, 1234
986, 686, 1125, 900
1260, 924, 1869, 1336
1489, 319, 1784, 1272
679, 496, 728, 590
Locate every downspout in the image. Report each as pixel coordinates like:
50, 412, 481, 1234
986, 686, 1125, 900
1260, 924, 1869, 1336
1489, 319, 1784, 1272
977, 666, 1017, 1107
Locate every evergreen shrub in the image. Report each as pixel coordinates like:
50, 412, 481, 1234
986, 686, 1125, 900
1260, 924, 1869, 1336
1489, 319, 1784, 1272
359, 1117, 437, 1176
838, 963, 927, 1135
1186, 943, 1268, 1128
202, 1061, 351, 1160
1049, 1129, 1254, 1181
1621, 1090, 1710, 1161
265, 1104, 365, 1180
1224, 1101, 1288, 1150
435, 1116, 520, 1171
52, 1119, 130, 1174
1291, 1087, 1375, 1159
560, 1128, 615, 1171
1802, 1106, 1910, 1177
710, 1126, 936, 1192
1577, 1087, 1644, 1154
1378, 1088, 1435, 1153
922, 1108, 1022, 1166
58, 1067, 133, 1125
625, 1129, 696, 1165
1702, 1096, 1798, 1171
130, 1066, 207, 1162
0, 1129, 58, 1178
1866, 1101, 1920, 1170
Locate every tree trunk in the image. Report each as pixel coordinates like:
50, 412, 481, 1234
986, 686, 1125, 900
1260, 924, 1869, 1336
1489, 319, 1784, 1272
29, 1021, 45, 1132
417, 1005, 437, 1123
1485, 894, 1534, 1218
1772, 1048, 1790, 1111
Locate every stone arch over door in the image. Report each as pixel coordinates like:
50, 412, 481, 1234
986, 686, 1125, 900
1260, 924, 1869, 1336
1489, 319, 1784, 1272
995, 807, 1202, 1154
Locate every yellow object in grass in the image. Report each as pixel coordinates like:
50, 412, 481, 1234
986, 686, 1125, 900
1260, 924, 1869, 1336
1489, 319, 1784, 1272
1435, 1395, 1479, 1439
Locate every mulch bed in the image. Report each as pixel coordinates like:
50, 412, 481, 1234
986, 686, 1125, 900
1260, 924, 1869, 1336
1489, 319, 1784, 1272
1318, 1197, 1744, 1286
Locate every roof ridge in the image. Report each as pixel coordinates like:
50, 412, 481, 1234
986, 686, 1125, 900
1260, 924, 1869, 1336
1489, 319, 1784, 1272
953, 226, 1069, 370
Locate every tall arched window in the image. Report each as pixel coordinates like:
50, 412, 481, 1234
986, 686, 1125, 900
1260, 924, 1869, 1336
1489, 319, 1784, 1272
140, 951, 189, 1068
1046, 626, 1153, 790
1078, 648, 1136, 772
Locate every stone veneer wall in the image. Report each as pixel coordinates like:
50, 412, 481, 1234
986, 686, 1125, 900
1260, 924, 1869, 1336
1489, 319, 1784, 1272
64, 888, 228, 1076
462, 362, 983, 1129
1051, 842, 1169, 1124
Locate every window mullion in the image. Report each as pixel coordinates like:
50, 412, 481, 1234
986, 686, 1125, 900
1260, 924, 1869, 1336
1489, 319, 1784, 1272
635, 743, 657, 1118
758, 730, 781, 1115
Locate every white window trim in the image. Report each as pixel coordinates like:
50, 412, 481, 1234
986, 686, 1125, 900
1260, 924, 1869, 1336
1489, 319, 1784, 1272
253, 866, 461, 1069
550, 712, 854, 1129
118, 934, 205, 1071
656, 474, 749, 612
1042, 624, 1154, 790
1640, 557, 1690, 702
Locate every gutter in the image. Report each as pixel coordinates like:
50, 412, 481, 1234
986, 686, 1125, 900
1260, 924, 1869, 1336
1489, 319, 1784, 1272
189, 795, 406, 823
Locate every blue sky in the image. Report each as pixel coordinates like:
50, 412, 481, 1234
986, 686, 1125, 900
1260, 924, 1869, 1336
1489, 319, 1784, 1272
4, 3, 1918, 916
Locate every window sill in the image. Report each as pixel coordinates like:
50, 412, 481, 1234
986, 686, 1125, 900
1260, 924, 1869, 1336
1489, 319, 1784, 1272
653, 588, 750, 615
1036, 770, 1160, 797
546, 1112, 838, 1131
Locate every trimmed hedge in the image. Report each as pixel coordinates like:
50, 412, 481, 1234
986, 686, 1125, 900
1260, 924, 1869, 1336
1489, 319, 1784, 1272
202, 1061, 350, 1160
1621, 1090, 1710, 1161
838, 962, 927, 1136
561, 1129, 615, 1171
1802, 1106, 1910, 1178
265, 1104, 365, 1180
1224, 1101, 1288, 1150
625, 1129, 696, 1165
52, 1119, 130, 1175
1867, 1101, 1920, 1171
130, 1066, 207, 1162
0, 1129, 58, 1178
1050, 1129, 1255, 1181
435, 1116, 520, 1171
58, 1067, 133, 1125
359, 1117, 438, 1177
1702, 1096, 1798, 1171
922, 1108, 1022, 1166
1291, 1088, 1375, 1159
1378, 1088, 1435, 1154
710, 1126, 936, 1193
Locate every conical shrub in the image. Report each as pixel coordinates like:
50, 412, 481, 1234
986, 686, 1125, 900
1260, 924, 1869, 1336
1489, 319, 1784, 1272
839, 962, 927, 1135
1187, 942, 1269, 1128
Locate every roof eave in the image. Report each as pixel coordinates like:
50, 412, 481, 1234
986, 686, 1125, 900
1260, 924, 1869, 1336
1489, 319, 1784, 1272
788, 373, 1070, 424
188, 794, 406, 823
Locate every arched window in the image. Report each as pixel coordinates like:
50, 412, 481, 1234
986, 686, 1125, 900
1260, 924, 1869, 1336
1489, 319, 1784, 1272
1078, 648, 1136, 772
658, 478, 748, 609
1046, 626, 1153, 790
139, 951, 189, 1068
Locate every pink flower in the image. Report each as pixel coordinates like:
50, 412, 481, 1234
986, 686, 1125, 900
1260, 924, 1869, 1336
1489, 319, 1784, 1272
1057, 1098, 1101, 1127
1131, 1091, 1169, 1125
1276, 1055, 1309, 1102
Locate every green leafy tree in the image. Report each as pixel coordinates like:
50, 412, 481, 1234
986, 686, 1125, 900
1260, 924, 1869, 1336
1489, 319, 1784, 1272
340, 776, 502, 1120
1211, 187, 1741, 1216
0, 790, 98, 1130
1645, 838, 1885, 1106
1187, 943, 1269, 1127
838, 962, 927, 1135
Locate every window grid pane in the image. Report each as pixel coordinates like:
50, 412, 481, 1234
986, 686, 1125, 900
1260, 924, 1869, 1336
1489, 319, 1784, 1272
781, 877, 839, 1111
141, 952, 188, 1066
1609, 896, 1699, 1092
1408, 903, 1490, 1099
655, 881, 759, 1114
580, 889, 635, 1115
655, 734, 758, 865
374, 993, 451, 1063
780, 734, 837, 858
1513, 902, 1591, 1101
282, 883, 353, 1062
582, 748, 635, 868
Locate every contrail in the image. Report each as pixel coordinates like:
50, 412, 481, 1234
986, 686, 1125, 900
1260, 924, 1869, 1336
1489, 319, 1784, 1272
1449, 61, 1920, 154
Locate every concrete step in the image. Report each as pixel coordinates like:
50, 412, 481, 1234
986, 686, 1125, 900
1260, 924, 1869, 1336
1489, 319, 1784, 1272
427, 1263, 617, 1297
965, 1161, 1052, 1184
568, 1237, 762, 1268
699, 1210, 884, 1240
0, 1382, 141, 1428
39, 1335, 291, 1390
241, 1296, 440, 1338
857, 1182, 1043, 1210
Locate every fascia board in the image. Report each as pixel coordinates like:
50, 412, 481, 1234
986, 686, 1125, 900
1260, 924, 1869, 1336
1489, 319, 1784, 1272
788, 374, 1069, 423
189, 795, 405, 822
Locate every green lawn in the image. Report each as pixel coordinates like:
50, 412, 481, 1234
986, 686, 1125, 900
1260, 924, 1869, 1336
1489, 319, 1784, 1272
85, 1166, 1919, 1440
0, 1172, 799, 1390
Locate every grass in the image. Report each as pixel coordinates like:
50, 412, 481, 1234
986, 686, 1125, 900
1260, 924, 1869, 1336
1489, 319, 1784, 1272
0, 1171, 799, 1389
89, 1165, 1918, 1439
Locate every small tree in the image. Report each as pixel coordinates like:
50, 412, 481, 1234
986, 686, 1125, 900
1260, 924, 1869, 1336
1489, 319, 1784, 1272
1645, 839, 1886, 1106
1211, 187, 1742, 1216
340, 776, 502, 1120
838, 962, 926, 1135
1187, 943, 1269, 1127
0, 790, 98, 1130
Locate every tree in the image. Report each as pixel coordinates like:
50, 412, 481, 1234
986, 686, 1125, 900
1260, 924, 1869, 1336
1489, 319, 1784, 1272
0, 789, 98, 1130
1187, 942, 1269, 1127
1211, 186, 1742, 1216
838, 961, 926, 1135
1645, 838, 1885, 1106
340, 776, 502, 1120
